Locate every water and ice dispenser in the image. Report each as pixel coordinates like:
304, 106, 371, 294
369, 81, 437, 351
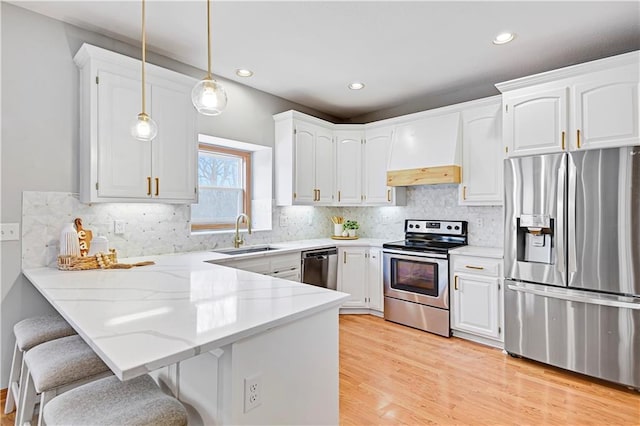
517, 214, 553, 264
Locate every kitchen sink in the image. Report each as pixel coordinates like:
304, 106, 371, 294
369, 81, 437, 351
211, 245, 283, 256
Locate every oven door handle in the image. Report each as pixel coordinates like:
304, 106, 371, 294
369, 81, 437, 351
382, 248, 448, 259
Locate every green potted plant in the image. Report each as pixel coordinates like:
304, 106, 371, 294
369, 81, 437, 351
343, 220, 360, 237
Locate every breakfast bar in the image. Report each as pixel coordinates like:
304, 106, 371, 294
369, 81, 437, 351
23, 251, 349, 425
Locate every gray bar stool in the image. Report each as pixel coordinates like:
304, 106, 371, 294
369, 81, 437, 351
4, 315, 76, 415
42, 374, 188, 426
17, 335, 112, 426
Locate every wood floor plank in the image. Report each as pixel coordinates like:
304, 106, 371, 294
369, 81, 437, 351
339, 314, 639, 425
3, 315, 637, 425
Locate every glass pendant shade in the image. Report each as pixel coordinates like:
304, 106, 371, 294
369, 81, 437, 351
131, 112, 158, 141
191, 78, 227, 116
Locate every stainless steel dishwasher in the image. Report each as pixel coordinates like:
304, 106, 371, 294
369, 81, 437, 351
301, 248, 338, 290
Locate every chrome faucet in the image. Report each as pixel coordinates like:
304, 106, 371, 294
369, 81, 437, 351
233, 213, 252, 248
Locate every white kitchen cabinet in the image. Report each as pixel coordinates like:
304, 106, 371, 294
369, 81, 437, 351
366, 247, 383, 312
572, 63, 639, 150
459, 98, 503, 206
498, 51, 639, 157
450, 254, 503, 345
338, 247, 383, 312
363, 126, 406, 206
274, 112, 335, 205
335, 130, 363, 205
217, 252, 301, 282
502, 86, 568, 157
74, 43, 197, 204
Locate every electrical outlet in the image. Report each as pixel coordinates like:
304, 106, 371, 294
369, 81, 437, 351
0, 223, 20, 241
244, 373, 262, 413
114, 220, 126, 235
475, 218, 484, 228
279, 214, 289, 227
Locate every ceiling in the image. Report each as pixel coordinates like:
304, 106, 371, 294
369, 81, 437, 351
9, 1, 640, 120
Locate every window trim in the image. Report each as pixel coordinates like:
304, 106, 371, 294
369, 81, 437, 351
191, 143, 252, 231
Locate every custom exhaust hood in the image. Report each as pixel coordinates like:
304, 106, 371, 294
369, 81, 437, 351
386, 111, 462, 186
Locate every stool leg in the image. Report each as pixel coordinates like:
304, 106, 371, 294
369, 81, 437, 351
16, 371, 37, 426
37, 391, 54, 426
4, 342, 21, 414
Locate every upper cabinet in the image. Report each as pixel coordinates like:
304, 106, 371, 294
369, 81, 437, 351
335, 129, 363, 205
274, 112, 335, 206
363, 126, 406, 205
274, 112, 405, 207
498, 51, 639, 157
459, 98, 503, 206
74, 44, 197, 204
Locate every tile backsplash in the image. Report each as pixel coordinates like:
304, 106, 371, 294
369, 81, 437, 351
22, 187, 502, 268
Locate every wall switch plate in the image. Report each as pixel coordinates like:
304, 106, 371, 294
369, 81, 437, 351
114, 220, 126, 235
244, 373, 262, 413
0, 223, 20, 241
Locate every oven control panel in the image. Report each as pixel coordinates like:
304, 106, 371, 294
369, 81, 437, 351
404, 220, 467, 236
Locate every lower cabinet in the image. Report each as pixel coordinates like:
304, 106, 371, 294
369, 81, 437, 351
337, 247, 383, 313
217, 252, 301, 282
450, 254, 503, 346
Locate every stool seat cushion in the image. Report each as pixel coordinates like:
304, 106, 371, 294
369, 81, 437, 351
43, 374, 188, 426
24, 335, 110, 392
14, 314, 75, 351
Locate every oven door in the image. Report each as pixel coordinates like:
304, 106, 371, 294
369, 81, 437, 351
383, 249, 449, 309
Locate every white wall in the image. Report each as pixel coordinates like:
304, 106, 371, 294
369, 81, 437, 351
0, 2, 504, 388
0, 2, 334, 387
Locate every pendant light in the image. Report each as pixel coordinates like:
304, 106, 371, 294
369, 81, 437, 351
191, 0, 227, 116
131, 0, 158, 141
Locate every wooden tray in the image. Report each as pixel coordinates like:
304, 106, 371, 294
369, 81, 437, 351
331, 236, 359, 240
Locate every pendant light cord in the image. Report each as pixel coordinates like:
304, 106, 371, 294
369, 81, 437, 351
141, 0, 147, 114
207, 0, 212, 79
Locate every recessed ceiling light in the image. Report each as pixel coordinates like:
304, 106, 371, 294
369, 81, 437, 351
348, 82, 365, 90
236, 69, 254, 77
493, 32, 516, 45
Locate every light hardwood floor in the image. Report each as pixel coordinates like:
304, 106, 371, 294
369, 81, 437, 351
339, 315, 639, 425
2, 315, 638, 425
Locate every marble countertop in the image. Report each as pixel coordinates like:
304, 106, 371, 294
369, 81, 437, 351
449, 245, 503, 259
23, 244, 355, 380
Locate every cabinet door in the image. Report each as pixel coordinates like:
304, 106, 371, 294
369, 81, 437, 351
503, 87, 568, 156
363, 128, 394, 205
293, 122, 316, 204
460, 102, 503, 205
314, 128, 335, 204
574, 64, 639, 150
338, 248, 368, 308
335, 131, 362, 204
151, 82, 197, 202
97, 69, 152, 198
367, 248, 383, 311
451, 274, 500, 339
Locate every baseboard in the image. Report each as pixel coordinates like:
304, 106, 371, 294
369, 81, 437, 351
451, 329, 504, 349
339, 308, 383, 317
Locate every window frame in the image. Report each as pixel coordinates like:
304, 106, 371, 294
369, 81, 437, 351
191, 143, 252, 232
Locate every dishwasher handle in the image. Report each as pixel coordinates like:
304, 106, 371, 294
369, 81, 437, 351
302, 248, 337, 259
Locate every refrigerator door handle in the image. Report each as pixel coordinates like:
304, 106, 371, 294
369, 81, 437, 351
507, 283, 640, 310
555, 159, 567, 279
567, 155, 578, 278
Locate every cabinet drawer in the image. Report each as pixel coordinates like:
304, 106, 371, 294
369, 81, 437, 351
270, 252, 301, 273
224, 258, 271, 274
452, 255, 502, 277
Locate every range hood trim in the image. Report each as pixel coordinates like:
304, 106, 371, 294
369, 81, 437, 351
387, 165, 461, 187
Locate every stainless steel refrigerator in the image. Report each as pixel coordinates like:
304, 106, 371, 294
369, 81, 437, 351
504, 146, 640, 389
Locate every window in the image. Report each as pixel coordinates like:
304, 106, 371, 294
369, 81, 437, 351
191, 144, 251, 231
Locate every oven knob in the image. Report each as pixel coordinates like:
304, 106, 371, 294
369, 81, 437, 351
409, 224, 414, 228
454, 225, 460, 230
415, 224, 420, 229
447, 226, 452, 230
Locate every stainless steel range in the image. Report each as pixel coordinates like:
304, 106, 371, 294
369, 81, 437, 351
382, 220, 468, 337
